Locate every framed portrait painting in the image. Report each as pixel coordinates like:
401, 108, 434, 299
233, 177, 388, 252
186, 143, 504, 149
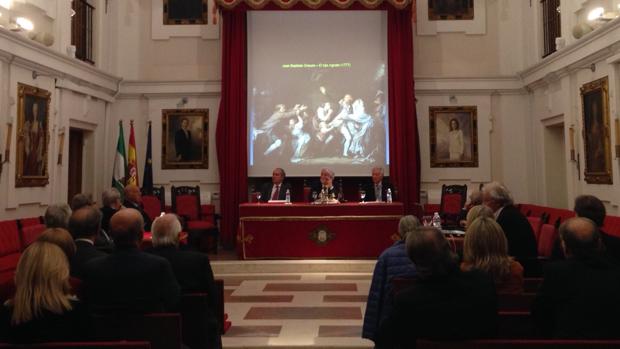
16, 83, 50, 187
429, 106, 478, 168
428, 0, 474, 20
162, 109, 209, 169
580, 76, 612, 184
163, 0, 208, 25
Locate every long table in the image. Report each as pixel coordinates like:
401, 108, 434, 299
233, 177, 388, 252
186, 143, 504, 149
237, 202, 404, 259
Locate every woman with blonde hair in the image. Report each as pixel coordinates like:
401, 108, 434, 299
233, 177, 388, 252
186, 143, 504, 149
461, 217, 524, 294
37, 228, 77, 259
0, 241, 89, 342
465, 204, 494, 229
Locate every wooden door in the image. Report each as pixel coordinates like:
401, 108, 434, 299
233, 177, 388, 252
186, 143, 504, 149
67, 128, 84, 202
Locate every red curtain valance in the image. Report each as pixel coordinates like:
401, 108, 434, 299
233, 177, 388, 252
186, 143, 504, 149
215, 0, 411, 10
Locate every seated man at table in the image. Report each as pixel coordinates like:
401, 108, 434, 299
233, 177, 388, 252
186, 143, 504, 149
259, 167, 292, 202
363, 167, 393, 202
310, 168, 340, 202
123, 184, 152, 231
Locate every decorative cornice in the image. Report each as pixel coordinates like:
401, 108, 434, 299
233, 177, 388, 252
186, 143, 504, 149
118, 80, 222, 98
414, 76, 526, 95
215, 0, 410, 10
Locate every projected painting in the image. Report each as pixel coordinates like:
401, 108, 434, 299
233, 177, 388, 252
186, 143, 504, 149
247, 11, 389, 176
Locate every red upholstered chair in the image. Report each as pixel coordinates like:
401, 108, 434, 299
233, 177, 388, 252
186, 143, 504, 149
603, 215, 620, 237
537, 223, 558, 257
17, 216, 42, 229
19, 223, 46, 248
171, 186, 218, 253
0, 341, 151, 348
91, 313, 181, 349
141, 186, 165, 223
527, 216, 543, 242
0, 220, 22, 275
439, 184, 467, 228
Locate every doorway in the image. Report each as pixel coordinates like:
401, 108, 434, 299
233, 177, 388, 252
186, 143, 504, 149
68, 128, 84, 202
543, 123, 568, 208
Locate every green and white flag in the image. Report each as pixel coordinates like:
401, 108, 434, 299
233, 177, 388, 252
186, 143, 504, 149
112, 121, 127, 196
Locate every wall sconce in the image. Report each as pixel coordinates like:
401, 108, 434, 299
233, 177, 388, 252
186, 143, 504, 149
177, 96, 188, 108
57, 127, 65, 165
449, 95, 457, 103
569, 125, 576, 161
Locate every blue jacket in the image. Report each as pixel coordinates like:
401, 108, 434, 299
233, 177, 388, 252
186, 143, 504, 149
362, 240, 417, 342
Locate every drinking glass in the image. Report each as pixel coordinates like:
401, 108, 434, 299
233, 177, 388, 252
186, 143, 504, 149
256, 192, 262, 204
359, 190, 366, 203
312, 191, 318, 201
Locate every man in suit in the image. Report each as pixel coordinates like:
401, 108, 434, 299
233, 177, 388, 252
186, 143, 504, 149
175, 118, 192, 161
310, 167, 340, 202
100, 188, 122, 234
363, 167, 393, 202
81, 208, 180, 313
123, 184, 152, 231
532, 217, 620, 338
259, 168, 291, 202
44, 203, 72, 229
68, 206, 108, 278
374, 227, 497, 349
145, 214, 221, 348
482, 182, 537, 258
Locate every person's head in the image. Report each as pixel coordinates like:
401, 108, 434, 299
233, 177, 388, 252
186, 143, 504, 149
574, 195, 606, 227
70, 193, 94, 211
398, 215, 420, 240
320, 168, 335, 187
406, 226, 457, 279
272, 168, 285, 185
559, 217, 602, 259
151, 214, 182, 248
181, 118, 189, 130
11, 241, 72, 325
371, 167, 384, 185
463, 217, 512, 280
69, 206, 102, 241
323, 102, 331, 110
482, 182, 513, 212
469, 189, 483, 207
465, 205, 494, 229
109, 208, 144, 248
102, 188, 122, 209
44, 203, 72, 229
275, 104, 286, 112
37, 228, 77, 259
124, 184, 142, 204
449, 118, 460, 131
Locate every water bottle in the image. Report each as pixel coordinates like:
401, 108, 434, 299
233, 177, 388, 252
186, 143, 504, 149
285, 189, 291, 204
432, 212, 442, 229
386, 188, 392, 203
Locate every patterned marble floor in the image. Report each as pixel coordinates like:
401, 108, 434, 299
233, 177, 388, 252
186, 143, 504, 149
212, 260, 376, 349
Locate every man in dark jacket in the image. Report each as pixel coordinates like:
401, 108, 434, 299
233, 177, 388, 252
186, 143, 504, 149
482, 181, 537, 258
362, 215, 418, 342
259, 168, 292, 202
363, 167, 394, 202
68, 206, 108, 278
532, 217, 620, 338
123, 184, 152, 231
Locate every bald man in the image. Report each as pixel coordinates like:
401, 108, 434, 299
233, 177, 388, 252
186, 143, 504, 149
123, 184, 152, 231
532, 217, 620, 339
81, 209, 180, 313
68, 206, 107, 278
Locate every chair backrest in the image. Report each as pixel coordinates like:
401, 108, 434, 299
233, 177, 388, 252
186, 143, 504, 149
91, 313, 181, 349
19, 223, 46, 248
498, 293, 536, 312
17, 217, 42, 229
526, 216, 543, 242
171, 186, 201, 221
440, 184, 467, 225
0, 220, 21, 257
141, 186, 165, 222
545, 208, 575, 229
538, 223, 558, 257
603, 215, 620, 237
0, 341, 151, 348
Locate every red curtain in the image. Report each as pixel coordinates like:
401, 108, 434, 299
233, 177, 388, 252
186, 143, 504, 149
216, 9, 248, 248
216, 3, 419, 248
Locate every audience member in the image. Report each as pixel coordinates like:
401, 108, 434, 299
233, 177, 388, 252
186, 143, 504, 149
146, 213, 221, 349
81, 209, 179, 313
532, 217, 620, 338
482, 182, 537, 258
0, 242, 89, 343
37, 228, 76, 260
100, 188, 122, 233
374, 227, 497, 349
123, 184, 152, 231
461, 217, 524, 294
362, 215, 418, 343
363, 167, 394, 202
259, 168, 292, 202
68, 206, 107, 278
464, 204, 494, 229
70, 193, 94, 211
44, 203, 72, 229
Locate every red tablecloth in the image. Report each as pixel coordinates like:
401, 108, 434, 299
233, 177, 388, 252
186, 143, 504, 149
237, 203, 404, 259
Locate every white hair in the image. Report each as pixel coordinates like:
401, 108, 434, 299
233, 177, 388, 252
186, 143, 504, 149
321, 168, 335, 179
151, 214, 182, 247
482, 181, 514, 207
101, 188, 121, 207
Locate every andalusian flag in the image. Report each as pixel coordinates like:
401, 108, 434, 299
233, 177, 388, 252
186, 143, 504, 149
127, 120, 139, 187
112, 121, 127, 195
142, 121, 153, 194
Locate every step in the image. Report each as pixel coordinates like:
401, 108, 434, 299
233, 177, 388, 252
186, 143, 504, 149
212, 260, 376, 274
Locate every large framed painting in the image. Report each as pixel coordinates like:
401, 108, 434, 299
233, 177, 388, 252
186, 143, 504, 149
580, 76, 612, 184
163, 0, 208, 25
430, 106, 478, 168
162, 109, 209, 169
428, 0, 474, 20
16, 83, 50, 187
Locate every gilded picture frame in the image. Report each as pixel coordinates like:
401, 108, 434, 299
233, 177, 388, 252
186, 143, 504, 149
163, 0, 209, 25
162, 109, 209, 169
580, 76, 612, 184
428, 0, 475, 20
430, 106, 478, 168
16, 83, 50, 187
